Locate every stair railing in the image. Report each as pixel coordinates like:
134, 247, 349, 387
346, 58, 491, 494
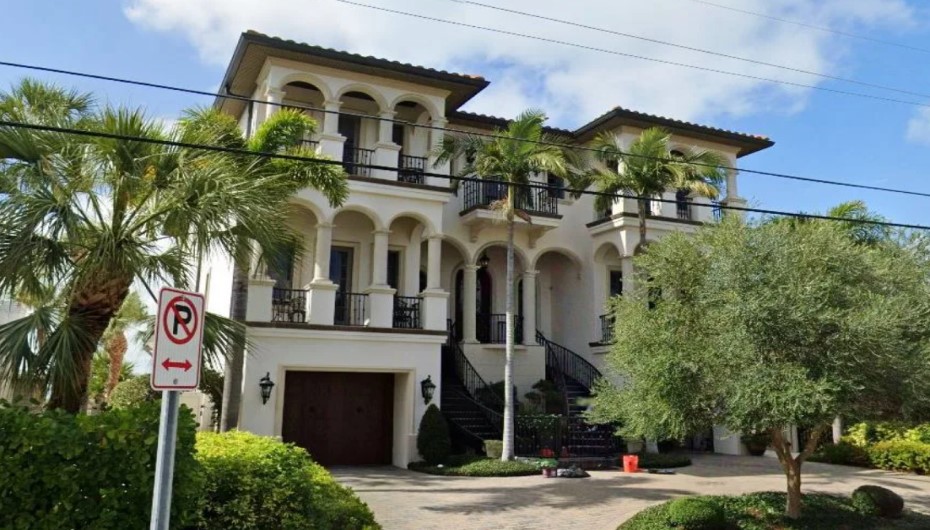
445, 321, 504, 410
537, 330, 604, 409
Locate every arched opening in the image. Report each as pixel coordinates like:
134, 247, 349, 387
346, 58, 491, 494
593, 242, 623, 344
339, 89, 382, 177
388, 215, 431, 329
461, 244, 526, 344
268, 205, 319, 323
281, 81, 326, 149
331, 209, 378, 325
535, 250, 582, 348
393, 99, 433, 184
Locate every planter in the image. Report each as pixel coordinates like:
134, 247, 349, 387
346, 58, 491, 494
542, 468, 556, 478
742, 433, 770, 457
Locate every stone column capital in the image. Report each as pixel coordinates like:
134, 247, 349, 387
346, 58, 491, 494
522, 269, 539, 278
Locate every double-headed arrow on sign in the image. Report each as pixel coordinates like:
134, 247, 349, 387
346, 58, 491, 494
161, 358, 193, 372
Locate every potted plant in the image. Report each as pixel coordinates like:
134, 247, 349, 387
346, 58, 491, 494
538, 458, 558, 477
741, 431, 770, 456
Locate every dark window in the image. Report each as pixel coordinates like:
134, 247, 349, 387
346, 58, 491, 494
387, 250, 401, 290
546, 173, 565, 200
392, 124, 405, 150
676, 189, 691, 220
609, 270, 623, 297
419, 270, 427, 292
268, 250, 294, 289
329, 247, 354, 291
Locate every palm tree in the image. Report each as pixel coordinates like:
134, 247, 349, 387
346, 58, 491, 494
0, 79, 348, 413
435, 109, 571, 460
588, 127, 727, 251
101, 292, 147, 400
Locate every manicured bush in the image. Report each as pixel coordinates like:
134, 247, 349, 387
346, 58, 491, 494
867, 440, 930, 474
194, 431, 377, 530
904, 424, 930, 444
636, 452, 692, 469
109, 374, 159, 409
484, 439, 503, 459
417, 404, 451, 465
852, 486, 904, 518
810, 441, 871, 467
408, 455, 538, 476
845, 422, 911, 447
0, 402, 200, 530
666, 498, 724, 529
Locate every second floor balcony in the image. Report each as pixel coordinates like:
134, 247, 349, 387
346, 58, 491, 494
459, 179, 561, 244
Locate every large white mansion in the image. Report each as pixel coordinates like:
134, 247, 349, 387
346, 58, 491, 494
203, 31, 774, 466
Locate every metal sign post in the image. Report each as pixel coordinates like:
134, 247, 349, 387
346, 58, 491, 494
150, 288, 205, 530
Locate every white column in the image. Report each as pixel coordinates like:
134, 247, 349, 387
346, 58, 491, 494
319, 99, 345, 160
721, 166, 747, 217
373, 110, 400, 181
367, 229, 395, 327
463, 264, 478, 343
245, 277, 276, 322
307, 222, 336, 325
263, 87, 285, 123
427, 117, 449, 187
426, 235, 442, 290
521, 270, 537, 345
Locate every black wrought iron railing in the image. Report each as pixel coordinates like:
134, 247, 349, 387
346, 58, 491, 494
676, 200, 692, 220
461, 180, 559, 216
712, 200, 723, 221
393, 295, 421, 329
537, 330, 604, 394
443, 330, 504, 410
598, 313, 615, 344
342, 146, 374, 177
398, 154, 427, 184
477, 313, 524, 344
271, 288, 307, 323
334, 291, 368, 326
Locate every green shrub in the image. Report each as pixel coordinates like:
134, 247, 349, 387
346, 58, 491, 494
417, 404, 451, 465
845, 421, 911, 447
666, 497, 724, 529
109, 374, 159, 409
867, 440, 930, 474
851, 485, 904, 518
408, 455, 538, 476
636, 452, 692, 469
484, 439, 503, 459
810, 441, 871, 467
904, 424, 930, 444
0, 402, 200, 530
194, 431, 377, 530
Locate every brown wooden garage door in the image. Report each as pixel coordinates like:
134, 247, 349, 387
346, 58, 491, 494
282, 371, 394, 466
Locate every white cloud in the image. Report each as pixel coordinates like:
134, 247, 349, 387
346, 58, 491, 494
122, 0, 918, 128
906, 108, 930, 145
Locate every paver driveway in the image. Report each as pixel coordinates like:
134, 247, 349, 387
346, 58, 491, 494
331, 454, 930, 530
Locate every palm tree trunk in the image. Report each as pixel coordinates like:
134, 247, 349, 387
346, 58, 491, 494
48, 281, 130, 413
221, 259, 248, 431
638, 198, 648, 251
104, 332, 127, 399
502, 218, 516, 461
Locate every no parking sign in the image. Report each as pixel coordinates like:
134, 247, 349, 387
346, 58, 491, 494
151, 287, 204, 390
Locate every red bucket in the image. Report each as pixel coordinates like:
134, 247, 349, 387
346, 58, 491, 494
622, 454, 640, 473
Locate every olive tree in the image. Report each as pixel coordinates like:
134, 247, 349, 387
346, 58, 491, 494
590, 216, 930, 518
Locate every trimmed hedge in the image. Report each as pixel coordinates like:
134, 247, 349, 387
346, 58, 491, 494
666, 498, 724, 529
194, 431, 378, 530
0, 401, 200, 530
852, 485, 904, 518
109, 374, 159, 409
408, 454, 539, 476
809, 442, 871, 467
637, 452, 692, 469
868, 440, 930, 475
417, 404, 451, 465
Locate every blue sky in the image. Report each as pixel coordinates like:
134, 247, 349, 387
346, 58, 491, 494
1, 0, 929, 229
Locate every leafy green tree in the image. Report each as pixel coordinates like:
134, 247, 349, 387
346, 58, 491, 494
587, 127, 726, 250
435, 109, 572, 460
88, 351, 134, 407
590, 216, 930, 518
0, 79, 348, 413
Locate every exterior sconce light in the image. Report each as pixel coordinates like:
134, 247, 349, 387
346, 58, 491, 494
420, 375, 436, 405
478, 252, 491, 268
259, 372, 275, 405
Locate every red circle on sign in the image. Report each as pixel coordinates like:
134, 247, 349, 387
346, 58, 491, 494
162, 296, 198, 345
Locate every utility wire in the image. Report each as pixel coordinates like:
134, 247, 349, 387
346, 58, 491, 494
335, 0, 930, 109
450, 0, 930, 100
682, 0, 930, 55
1, 59, 929, 200
1, 118, 927, 231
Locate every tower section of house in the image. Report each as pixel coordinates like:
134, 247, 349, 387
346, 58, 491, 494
207, 31, 774, 466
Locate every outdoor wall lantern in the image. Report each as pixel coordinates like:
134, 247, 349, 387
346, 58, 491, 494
478, 252, 491, 269
420, 375, 436, 405
258, 372, 275, 405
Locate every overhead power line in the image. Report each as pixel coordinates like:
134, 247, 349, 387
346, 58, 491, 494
1, 118, 928, 231
1, 59, 929, 199
450, 0, 930, 100
682, 0, 930, 55
335, 0, 930, 109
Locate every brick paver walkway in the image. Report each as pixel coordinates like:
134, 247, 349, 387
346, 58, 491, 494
331, 454, 930, 530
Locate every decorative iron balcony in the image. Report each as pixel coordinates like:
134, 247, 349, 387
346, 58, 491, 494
461, 180, 558, 216
676, 200, 692, 220
393, 295, 421, 329
334, 291, 368, 326
342, 146, 374, 177
272, 288, 307, 323
398, 154, 427, 185
598, 313, 615, 344
712, 200, 723, 221
477, 313, 524, 344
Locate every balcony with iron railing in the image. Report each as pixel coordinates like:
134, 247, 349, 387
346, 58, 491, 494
476, 313, 524, 344
342, 146, 374, 177
461, 180, 559, 216
334, 291, 368, 326
398, 154, 427, 185
271, 288, 307, 323
598, 313, 615, 344
392, 295, 421, 329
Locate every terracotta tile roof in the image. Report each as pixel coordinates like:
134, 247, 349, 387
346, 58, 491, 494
578, 106, 771, 143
